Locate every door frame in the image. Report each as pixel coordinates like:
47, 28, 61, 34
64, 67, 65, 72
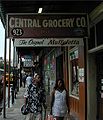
87, 53, 97, 120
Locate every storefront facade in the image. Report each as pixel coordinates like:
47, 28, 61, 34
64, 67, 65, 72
6, 11, 99, 120
87, 3, 103, 120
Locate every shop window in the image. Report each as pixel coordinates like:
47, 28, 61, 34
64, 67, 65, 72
69, 49, 79, 98
44, 50, 56, 95
56, 54, 63, 80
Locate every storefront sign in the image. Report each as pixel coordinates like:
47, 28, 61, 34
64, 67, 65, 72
23, 60, 33, 67
14, 38, 84, 47
7, 13, 88, 38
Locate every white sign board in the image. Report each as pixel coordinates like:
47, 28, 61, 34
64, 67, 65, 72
14, 38, 84, 47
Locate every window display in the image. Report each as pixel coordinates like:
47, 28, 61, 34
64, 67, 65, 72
69, 49, 79, 97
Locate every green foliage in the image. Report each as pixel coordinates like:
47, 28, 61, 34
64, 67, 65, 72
0, 62, 13, 72
0, 62, 4, 69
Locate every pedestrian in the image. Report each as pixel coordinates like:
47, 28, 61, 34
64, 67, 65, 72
24, 74, 47, 120
50, 78, 70, 120
26, 73, 32, 87
22, 74, 26, 88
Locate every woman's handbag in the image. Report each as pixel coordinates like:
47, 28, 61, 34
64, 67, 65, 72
46, 114, 57, 120
46, 114, 54, 120
21, 104, 30, 115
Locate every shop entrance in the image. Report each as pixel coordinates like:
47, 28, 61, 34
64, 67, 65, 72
56, 54, 63, 80
96, 52, 103, 120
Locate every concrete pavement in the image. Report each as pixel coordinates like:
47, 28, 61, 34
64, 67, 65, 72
0, 87, 27, 120
0, 86, 79, 120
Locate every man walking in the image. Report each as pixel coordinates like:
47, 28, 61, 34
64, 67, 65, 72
22, 74, 27, 88
26, 73, 32, 87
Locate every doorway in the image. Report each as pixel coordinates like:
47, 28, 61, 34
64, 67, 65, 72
96, 52, 103, 120
56, 54, 63, 80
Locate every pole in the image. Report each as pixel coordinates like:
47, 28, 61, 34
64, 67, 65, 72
8, 38, 11, 108
3, 28, 7, 118
12, 39, 15, 102
20, 57, 22, 87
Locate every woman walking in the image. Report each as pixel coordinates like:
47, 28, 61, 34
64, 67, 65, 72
50, 78, 70, 120
24, 74, 47, 120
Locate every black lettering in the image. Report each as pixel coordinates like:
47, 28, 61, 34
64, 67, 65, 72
19, 40, 27, 45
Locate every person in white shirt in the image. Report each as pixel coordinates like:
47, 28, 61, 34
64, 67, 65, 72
50, 78, 70, 120
26, 73, 32, 87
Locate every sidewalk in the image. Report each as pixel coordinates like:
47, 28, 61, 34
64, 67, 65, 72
45, 96, 79, 120
0, 86, 79, 120
0, 87, 28, 120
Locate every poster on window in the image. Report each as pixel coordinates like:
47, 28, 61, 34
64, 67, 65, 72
78, 68, 84, 82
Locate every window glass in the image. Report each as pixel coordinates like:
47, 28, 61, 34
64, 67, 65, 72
69, 49, 79, 98
96, 20, 103, 46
